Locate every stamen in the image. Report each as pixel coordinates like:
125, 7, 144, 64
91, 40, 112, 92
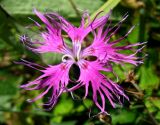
77, 42, 81, 61
62, 54, 74, 62
73, 41, 82, 61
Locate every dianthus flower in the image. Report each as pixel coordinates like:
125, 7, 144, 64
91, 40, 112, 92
18, 9, 145, 114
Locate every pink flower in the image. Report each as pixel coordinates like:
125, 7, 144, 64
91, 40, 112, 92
18, 9, 145, 114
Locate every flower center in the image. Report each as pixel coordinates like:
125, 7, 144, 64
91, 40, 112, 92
62, 41, 82, 62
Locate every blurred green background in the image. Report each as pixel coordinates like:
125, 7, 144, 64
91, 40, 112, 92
0, 0, 160, 125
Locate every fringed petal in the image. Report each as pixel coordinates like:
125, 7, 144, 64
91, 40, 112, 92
82, 12, 146, 66
20, 60, 73, 110
67, 60, 129, 114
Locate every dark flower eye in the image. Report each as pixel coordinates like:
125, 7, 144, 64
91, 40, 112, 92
69, 64, 80, 81
84, 56, 97, 61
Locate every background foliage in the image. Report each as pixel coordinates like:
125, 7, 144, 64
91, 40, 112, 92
0, 0, 160, 125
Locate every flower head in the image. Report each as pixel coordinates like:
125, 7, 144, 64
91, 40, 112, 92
18, 9, 145, 114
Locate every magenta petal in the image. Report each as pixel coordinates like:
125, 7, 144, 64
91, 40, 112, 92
82, 13, 146, 65
72, 60, 129, 113
21, 61, 73, 109
21, 10, 71, 54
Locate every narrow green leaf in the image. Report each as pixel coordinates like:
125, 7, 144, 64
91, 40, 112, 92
90, 0, 121, 20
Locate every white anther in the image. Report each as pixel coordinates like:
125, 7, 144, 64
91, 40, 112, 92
62, 54, 75, 62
